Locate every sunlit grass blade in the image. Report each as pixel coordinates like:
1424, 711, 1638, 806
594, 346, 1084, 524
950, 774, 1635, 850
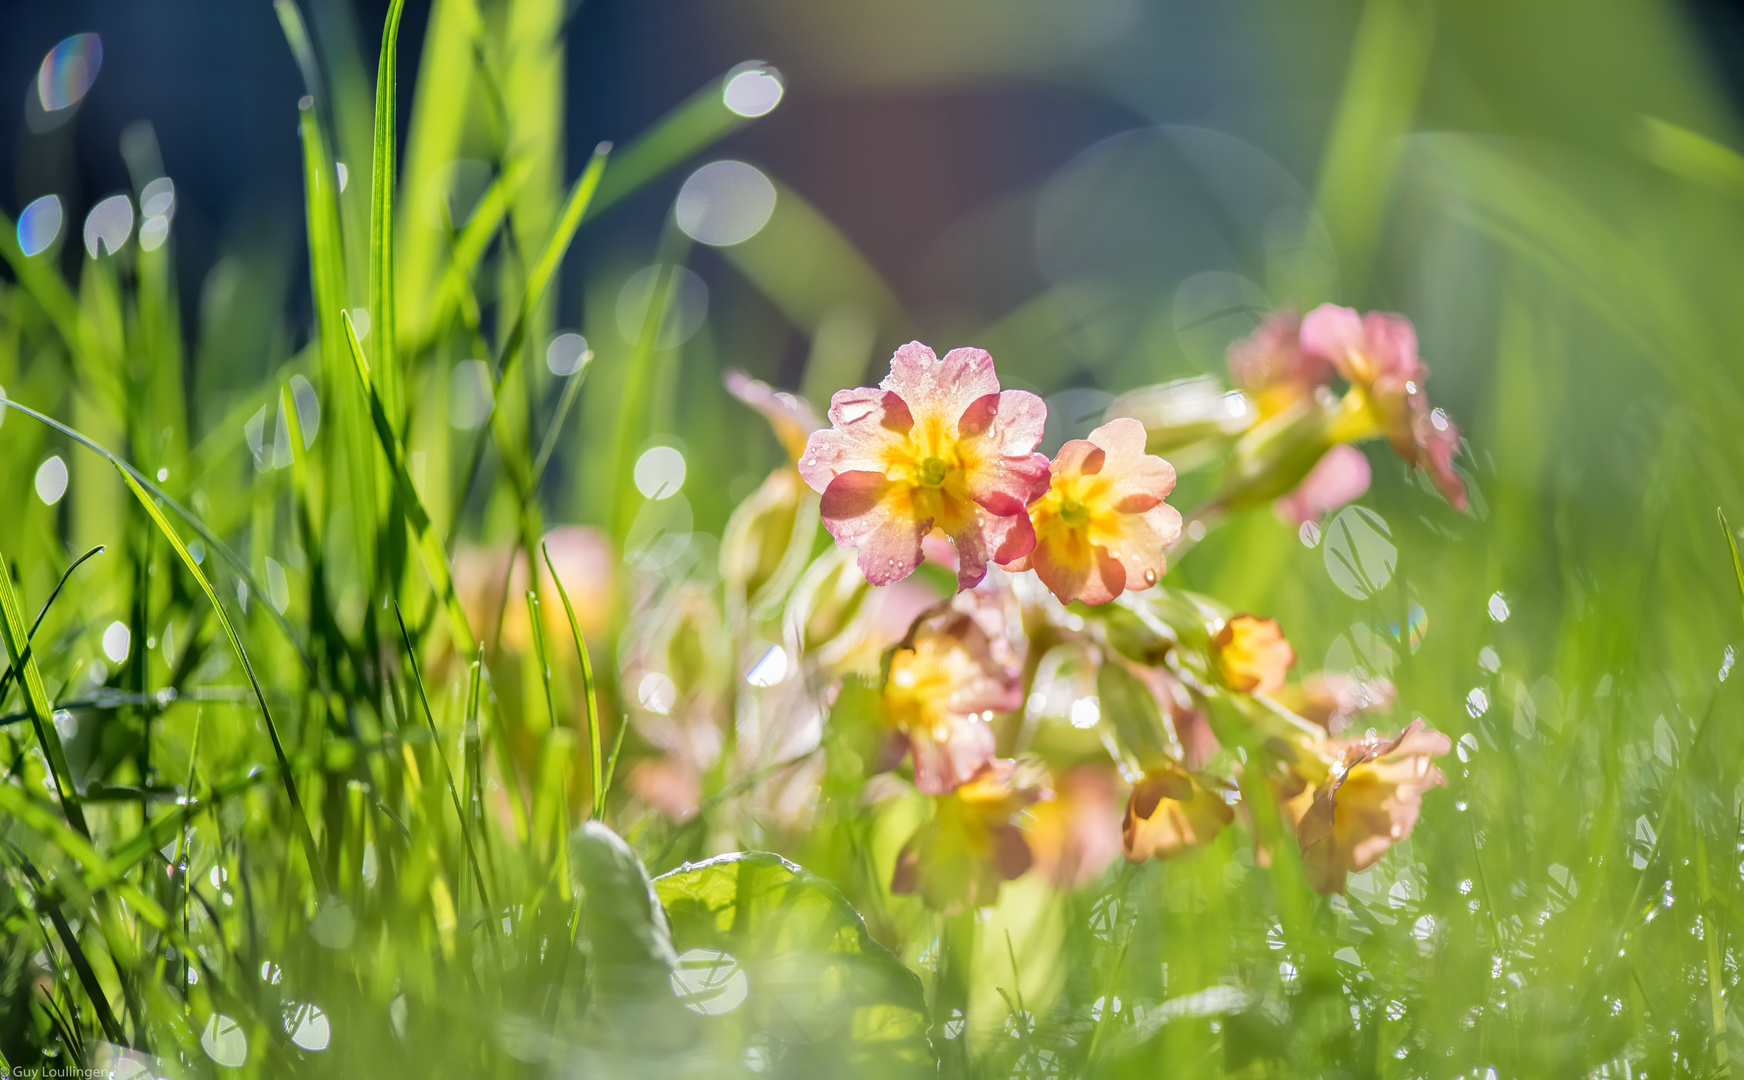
342, 309, 478, 656
0, 397, 313, 672
0, 545, 88, 838
112, 466, 326, 890
369, 0, 408, 423
392, 601, 491, 910
531, 345, 594, 484
1720, 507, 1744, 624
2, 843, 125, 1046
494, 143, 612, 373
543, 541, 602, 819
0, 545, 102, 704
583, 67, 769, 223
611, 230, 690, 545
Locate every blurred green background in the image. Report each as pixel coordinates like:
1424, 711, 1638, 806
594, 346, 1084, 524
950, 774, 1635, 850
3, 0, 1744, 1075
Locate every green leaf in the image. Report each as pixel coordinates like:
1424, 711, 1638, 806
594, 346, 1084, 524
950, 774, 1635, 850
653, 851, 933, 1072
571, 821, 678, 1002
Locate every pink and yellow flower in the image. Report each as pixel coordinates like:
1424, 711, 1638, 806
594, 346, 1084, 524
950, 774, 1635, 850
892, 759, 1048, 912
1212, 614, 1296, 695
880, 609, 1021, 794
1121, 767, 1235, 862
800, 342, 1050, 591
1280, 719, 1451, 894
1000, 418, 1181, 606
1300, 305, 1468, 511
1227, 309, 1333, 419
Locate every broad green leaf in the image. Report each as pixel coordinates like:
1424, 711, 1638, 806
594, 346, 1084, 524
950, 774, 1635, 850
571, 821, 678, 1001
653, 850, 933, 1072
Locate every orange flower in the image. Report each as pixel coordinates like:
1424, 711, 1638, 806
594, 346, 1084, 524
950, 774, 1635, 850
1213, 614, 1295, 695
1121, 768, 1235, 862
1001, 418, 1181, 606
800, 342, 1050, 591
881, 610, 1020, 794
1281, 719, 1451, 894
892, 760, 1048, 913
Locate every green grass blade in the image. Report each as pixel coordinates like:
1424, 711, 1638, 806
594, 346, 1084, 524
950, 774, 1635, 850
0, 545, 103, 705
370, 0, 409, 423
583, 69, 768, 224
0, 208, 84, 360
392, 602, 491, 911
0, 397, 314, 674
1, 844, 125, 1045
1720, 507, 1744, 624
542, 542, 602, 819
0, 547, 89, 838
531, 344, 594, 484
342, 309, 478, 656
113, 466, 326, 891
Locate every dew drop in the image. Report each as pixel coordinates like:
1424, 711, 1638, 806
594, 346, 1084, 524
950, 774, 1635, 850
1142, 568, 1158, 585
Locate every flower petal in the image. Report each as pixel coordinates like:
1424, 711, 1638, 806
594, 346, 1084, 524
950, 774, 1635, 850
799, 387, 914, 492
882, 343, 1001, 433
909, 716, 998, 795
1274, 444, 1372, 525
819, 471, 928, 585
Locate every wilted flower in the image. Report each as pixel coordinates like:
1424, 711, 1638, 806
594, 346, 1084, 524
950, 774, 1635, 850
1300, 305, 1467, 511
1282, 719, 1451, 894
1212, 614, 1296, 695
880, 609, 1020, 793
1002, 418, 1181, 606
1227, 309, 1333, 419
800, 342, 1050, 591
1273, 444, 1371, 526
1121, 767, 1235, 862
1024, 765, 1123, 888
892, 759, 1048, 912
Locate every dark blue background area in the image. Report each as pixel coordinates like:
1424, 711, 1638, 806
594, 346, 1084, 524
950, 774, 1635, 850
1, 0, 1735, 355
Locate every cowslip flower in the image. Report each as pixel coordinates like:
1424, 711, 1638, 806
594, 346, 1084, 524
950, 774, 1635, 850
1001, 418, 1182, 606
892, 759, 1048, 912
1121, 767, 1235, 862
880, 610, 1020, 794
1277, 671, 1396, 735
1227, 309, 1333, 419
1213, 614, 1296, 695
799, 343, 1050, 591
1300, 305, 1468, 511
1281, 719, 1451, 894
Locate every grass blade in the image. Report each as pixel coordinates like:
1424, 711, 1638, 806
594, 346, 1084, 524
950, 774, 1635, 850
113, 466, 326, 891
0, 546, 89, 837
342, 309, 478, 656
0, 398, 314, 674
542, 542, 603, 819
370, 0, 409, 423
0, 545, 103, 705
392, 602, 491, 911
1720, 507, 1744, 624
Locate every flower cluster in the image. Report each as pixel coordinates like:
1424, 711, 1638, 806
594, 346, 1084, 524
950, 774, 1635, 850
625, 308, 1458, 915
